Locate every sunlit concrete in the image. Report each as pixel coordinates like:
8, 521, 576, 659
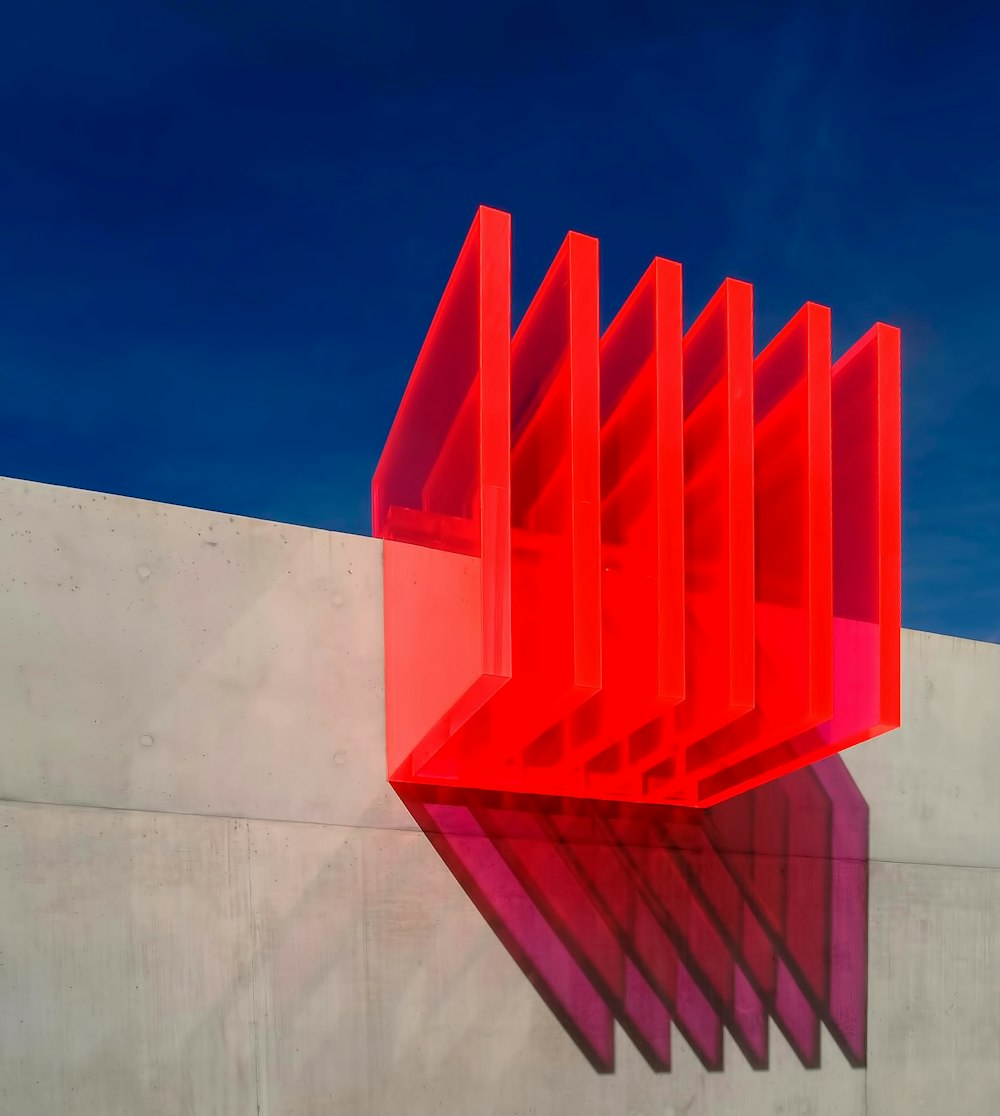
1, 476, 998, 1114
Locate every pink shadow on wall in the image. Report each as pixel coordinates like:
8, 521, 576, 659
396, 753, 867, 1073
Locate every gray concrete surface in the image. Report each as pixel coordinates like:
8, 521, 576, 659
0, 475, 998, 1114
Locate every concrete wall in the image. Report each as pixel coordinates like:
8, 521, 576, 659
0, 476, 997, 1114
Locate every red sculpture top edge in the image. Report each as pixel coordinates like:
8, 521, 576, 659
372, 206, 901, 808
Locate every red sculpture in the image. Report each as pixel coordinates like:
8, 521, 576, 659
373, 206, 900, 807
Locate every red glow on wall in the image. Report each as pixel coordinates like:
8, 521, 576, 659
373, 206, 900, 807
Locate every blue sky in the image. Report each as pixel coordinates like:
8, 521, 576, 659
1, 2, 998, 640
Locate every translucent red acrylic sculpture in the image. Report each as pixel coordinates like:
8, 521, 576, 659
372, 206, 900, 807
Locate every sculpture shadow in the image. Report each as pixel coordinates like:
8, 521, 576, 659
395, 755, 867, 1073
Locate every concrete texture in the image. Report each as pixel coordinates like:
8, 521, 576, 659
844, 629, 1000, 870
0, 800, 256, 1114
0, 478, 402, 832
866, 859, 1000, 1114
0, 475, 998, 1113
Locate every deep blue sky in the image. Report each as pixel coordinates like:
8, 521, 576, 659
1, 2, 998, 640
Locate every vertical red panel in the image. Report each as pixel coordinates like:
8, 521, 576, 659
606, 279, 755, 800
828, 323, 902, 738
373, 206, 511, 780
675, 302, 834, 793
450, 232, 603, 790
578, 259, 685, 762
